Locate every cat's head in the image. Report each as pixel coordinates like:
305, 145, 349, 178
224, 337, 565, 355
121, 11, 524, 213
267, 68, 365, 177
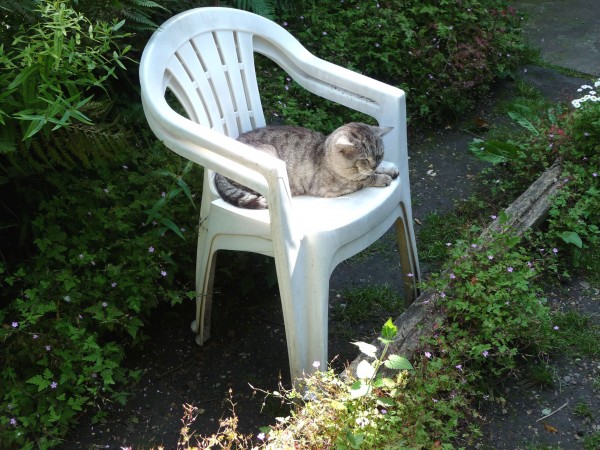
325, 122, 392, 181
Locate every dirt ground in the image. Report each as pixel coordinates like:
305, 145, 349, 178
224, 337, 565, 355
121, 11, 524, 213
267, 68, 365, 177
57, 64, 600, 450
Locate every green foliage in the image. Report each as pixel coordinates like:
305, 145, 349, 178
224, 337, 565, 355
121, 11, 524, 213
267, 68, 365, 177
425, 226, 555, 375
270, 0, 525, 124
548, 310, 600, 358
547, 99, 600, 267
248, 320, 420, 449
583, 432, 600, 450
224, 225, 558, 448
0, 141, 200, 448
0, 0, 131, 149
231, 0, 275, 19
573, 401, 594, 420
525, 361, 555, 389
471, 78, 600, 274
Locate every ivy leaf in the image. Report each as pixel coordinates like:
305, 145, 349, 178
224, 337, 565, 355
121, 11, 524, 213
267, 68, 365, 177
350, 380, 371, 399
376, 397, 396, 407
373, 377, 396, 389
380, 318, 397, 341
384, 354, 414, 371
558, 231, 582, 248
356, 359, 376, 380
352, 341, 378, 358
345, 431, 365, 447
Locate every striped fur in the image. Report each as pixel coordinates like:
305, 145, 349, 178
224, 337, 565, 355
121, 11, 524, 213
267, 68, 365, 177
215, 122, 397, 209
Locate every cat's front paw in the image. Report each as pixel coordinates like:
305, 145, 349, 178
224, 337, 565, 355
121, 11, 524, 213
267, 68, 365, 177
377, 161, 399, 179
373, 173, 393, 187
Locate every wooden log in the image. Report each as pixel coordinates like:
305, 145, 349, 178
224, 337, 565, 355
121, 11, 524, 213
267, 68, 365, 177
342, 162, 564, 379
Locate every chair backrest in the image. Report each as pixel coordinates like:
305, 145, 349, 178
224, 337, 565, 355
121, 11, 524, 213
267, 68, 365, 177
142, 7, 309, 140
164, 29, 266, 139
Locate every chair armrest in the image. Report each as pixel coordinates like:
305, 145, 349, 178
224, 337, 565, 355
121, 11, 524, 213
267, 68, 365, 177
254, 38, 407, 164
142, 96, 292, 205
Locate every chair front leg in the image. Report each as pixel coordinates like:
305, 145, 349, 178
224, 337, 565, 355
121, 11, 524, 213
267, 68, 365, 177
192, 225, 218, 345
274, 245, 330, 383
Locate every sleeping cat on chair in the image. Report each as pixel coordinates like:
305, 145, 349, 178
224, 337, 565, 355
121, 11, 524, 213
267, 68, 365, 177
215, 122, 399, 209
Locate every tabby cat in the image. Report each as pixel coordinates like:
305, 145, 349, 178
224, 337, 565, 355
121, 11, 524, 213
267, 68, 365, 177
215, 122, 398, 209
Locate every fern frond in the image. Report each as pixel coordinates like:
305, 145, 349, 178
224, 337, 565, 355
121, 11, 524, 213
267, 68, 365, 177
231, 0, 276, 19
6, 121, 132, 175
122, 10, 160, 30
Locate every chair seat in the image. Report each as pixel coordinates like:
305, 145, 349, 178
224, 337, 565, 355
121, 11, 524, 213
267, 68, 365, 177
292, 178, 401, 236
211, 177, 401, 238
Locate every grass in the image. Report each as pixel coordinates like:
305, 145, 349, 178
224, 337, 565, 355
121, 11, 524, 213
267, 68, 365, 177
332, 284, 404, 325
593, 377, 600, 393
576, 239, 600, 287
525, 445, 562, 450
525, 361, 556, 389
348, 234, 396, 263
573, 400, 595, 420
415, 211, 465, 271
550, 310, 600, 358
583, 431, 600, 450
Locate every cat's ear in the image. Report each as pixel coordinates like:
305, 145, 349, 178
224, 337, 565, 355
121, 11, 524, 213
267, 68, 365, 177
335, 135, 357, 156
371, 125, 393, 139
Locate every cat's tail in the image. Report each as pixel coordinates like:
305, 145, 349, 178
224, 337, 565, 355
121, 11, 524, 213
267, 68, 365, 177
214, 173, 268, 209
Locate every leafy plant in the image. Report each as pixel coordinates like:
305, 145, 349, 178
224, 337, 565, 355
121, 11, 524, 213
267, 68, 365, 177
470, 78, 600, 273
0, 140, 201, 448
333, 285, 404, 324
573, 401, 594, 420
0, 0, 131, 150
249, 320, 418, 449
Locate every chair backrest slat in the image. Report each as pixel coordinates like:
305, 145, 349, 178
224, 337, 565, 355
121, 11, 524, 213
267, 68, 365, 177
211, 31, 255, 134
163, 29, 266, 139
167, 44, 215, 127
235, 31, 266, 130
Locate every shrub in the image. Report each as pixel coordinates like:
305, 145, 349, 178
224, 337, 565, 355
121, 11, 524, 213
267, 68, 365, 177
0, 141, 201, 449
0, 0, 131, 149
270, 0, 525, 124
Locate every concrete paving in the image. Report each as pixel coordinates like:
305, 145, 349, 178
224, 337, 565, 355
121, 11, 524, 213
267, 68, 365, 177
514, 0, 600, 77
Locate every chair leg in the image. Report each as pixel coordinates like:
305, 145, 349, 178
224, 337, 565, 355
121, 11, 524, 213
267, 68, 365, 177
191, 229, 218, 345
395, 215, 420, 306
275, 249, 330, 383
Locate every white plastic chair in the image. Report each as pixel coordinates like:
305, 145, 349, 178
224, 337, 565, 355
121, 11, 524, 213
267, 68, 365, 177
139, 7, 420, 382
